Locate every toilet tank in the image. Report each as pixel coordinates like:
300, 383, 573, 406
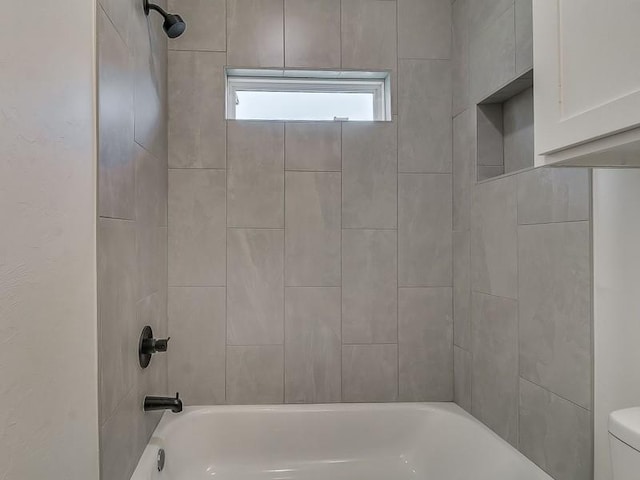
609, 408, 640, 479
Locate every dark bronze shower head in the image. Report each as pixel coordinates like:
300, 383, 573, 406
144, 0, 186, 38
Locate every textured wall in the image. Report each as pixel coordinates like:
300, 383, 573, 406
452, 1, 594, 479
167, 0, 454, 405
96, 0, 169, 478
0, 1, 99, 478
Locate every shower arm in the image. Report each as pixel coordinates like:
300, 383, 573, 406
144, 0, 168, 17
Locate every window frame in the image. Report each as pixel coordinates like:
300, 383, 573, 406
225, 69, 391, 122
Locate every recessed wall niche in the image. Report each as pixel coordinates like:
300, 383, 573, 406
476, 70, 534, 181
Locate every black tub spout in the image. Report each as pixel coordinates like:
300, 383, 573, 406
144, 392, 183, 413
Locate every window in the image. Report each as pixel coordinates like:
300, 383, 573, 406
225, 69, 391, 122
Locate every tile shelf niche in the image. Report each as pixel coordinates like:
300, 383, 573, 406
476, 69, 534, 182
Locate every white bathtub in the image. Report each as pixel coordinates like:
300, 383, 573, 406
131, 403, 551, 480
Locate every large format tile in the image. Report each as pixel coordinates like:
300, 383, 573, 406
168, 0, 226, 52
342, 121, 397, 228
168, 51, 226, 168
515, 0, 533, 74
399, 288, 453, 401
136, 224, 167, 299
398, 174, 452, 287
135, 143, 167, 227
452, 0, 470, 116
168, 287, 226, 405
227, 229, 284, 345
98, 8, 135, 220
98, 218, 136, 422
285, 172, 341, 286
518, 222, 591, 409
469, 4, 515, 102
454, 346, 472, 412
519, 379, 593, 480
341, 0, 397, 112
398, 60, 452, 173
133, 2, 168, 161
342, 344, 398, 402
453, 230, 471, 350
285, 122, 341, 172
285, 287, 341, 403
227, 122, 285, 228
471, 175, 518, 299
453, 108, 476, 231
503, 87, 534, 174
99, 389, 142, 480
99, 0, 137, 48
284, 0, 341, 68
168, 169, 226, 286
468, 0, 513, 40
517, 168, 590, 225
342, 229, 397, 344
341, 0, 397, 71
227, 0, 284, 67
226, 346, 284, 404
471, 292, 519, 446
398, 0, 451, 60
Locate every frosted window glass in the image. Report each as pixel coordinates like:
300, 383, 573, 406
234, 91, 375, 121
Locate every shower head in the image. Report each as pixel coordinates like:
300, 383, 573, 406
144, 0, 187, 38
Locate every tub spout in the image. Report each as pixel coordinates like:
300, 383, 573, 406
144, 392, 183, 413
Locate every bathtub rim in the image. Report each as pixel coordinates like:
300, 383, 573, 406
131, 402, 552, 480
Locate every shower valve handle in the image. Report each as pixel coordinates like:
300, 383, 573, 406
139, 325, 169, 368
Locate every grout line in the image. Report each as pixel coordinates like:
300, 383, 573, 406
339, 121, 344, 402
168, 285, 226, 290
285, 169, 342, 173
341, 227, 397, 231
520, 376, 591, 413
397, 171, 453, 176
284, 285, 342, 289
339, 0, 343, 69
227, 226, 285, 230
282, 122, 287, 404
98, 216, 136, 222
168, 167, 227, 171
395, 93, 400, 400
98, 3, 129, 54
168, 47, 228, 53
471, 289, 518, 302
515, 192, 521, 448
450, 109, 455, 403
517, 219, 591, 227
398, 285, 453, 289
224, 0, 228, 54
224, 115, 229, 404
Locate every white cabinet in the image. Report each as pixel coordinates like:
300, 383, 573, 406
534, 0, 640, 167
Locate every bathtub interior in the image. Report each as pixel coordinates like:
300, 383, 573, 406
132, 403, 551, 480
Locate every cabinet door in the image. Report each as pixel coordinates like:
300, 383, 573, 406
534, 0, 640, 163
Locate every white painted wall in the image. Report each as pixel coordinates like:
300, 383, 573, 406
593, 169, 640, 480
0, 1, 99, 479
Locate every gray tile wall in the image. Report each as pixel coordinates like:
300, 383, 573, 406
168, 0, 454, 406
451, 1, 594, 478
97, 1, 168, 479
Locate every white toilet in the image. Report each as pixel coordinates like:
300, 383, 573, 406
609, 407, 640, 479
